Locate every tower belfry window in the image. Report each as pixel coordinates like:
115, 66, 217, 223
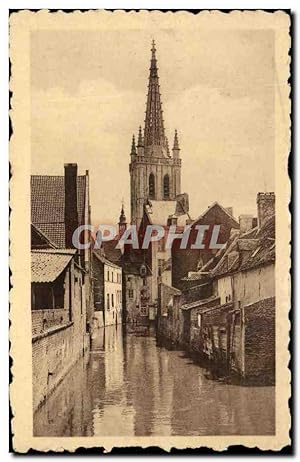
149, 173, 155, 199
163, 174, 170, 199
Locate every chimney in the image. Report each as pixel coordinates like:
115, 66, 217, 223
257, 192, 275, 228
64, 163, 78, 248
239, 214, 254, 234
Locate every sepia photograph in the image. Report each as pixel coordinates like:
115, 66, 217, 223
9, 9, 291, 453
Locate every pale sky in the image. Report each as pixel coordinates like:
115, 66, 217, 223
31, 28, 275, 225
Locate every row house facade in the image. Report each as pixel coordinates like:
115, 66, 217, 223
157, 193, 276, 385
30, 163, 92, 410
92, 251, 123, 328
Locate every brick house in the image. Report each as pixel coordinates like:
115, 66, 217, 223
31, 248, 89, 411
158, 193, 275, 385
195, 193, 276, 384
171, 202, 240, 289
31, 163, 93, 410
31, 163, 93, 329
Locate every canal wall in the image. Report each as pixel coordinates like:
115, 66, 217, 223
241, 297, 276, 385
157, 279, 275, 385
32, 319, 90, 412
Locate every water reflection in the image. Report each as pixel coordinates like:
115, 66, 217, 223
33, 325, 275, 436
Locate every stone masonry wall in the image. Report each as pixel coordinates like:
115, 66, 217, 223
32, 309, 69, 335
32, 264, 89, 412
243, 296, 275, 384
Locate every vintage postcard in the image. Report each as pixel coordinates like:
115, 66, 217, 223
10, 9, 291, 453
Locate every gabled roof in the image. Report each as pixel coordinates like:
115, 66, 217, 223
192, 202, 239, 228
93, 250, 121, 269
31, 175, 87, 248
31, 249, 76, 283
31, 223, 58, 249
181, 229, 240, 283
101, 240, 122, 264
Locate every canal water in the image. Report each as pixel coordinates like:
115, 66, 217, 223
33, 325, 275, 436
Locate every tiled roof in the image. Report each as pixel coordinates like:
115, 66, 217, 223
212, 214, 275, 277
237, 239, 259, 251
31, 223, 58, 249
160, 283, 182, 296
93, 250, 121, 269
181, 296, 220, 311
31, 249, 76, 283
31, 175, 86, 248
101, 240, 122, 263
240, 240, 275, 271
192, 202, 239, 228
182, 230, 240, 282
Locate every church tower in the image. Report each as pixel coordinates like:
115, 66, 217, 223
130, 41, 182, 226
118, 203, 127, 237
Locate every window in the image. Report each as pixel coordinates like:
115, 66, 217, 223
53, 277, 64, 309
107, 271, 110, 282
140, 305, 148, 316
112, 271, 114, 283
167, 217, 177, 226
197, 314, 202, 328
163, 174, 170, 198
32, 284, 53, 310
149, 173, 155, 199
111, 293, 114, 307
128, 289, 134, 299
107, 293, 110, 310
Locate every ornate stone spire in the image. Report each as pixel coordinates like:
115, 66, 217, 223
118, 201, 127, 236
144, 40, 167, 151
173, 129, 180, 150
172, 129, 180, 159
131, 135, 136, 156
119, 202, 126, 224
166, 136, 170, 157
137, 126, 143, 147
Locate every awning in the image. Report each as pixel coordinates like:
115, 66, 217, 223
31, 249, 76, 283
